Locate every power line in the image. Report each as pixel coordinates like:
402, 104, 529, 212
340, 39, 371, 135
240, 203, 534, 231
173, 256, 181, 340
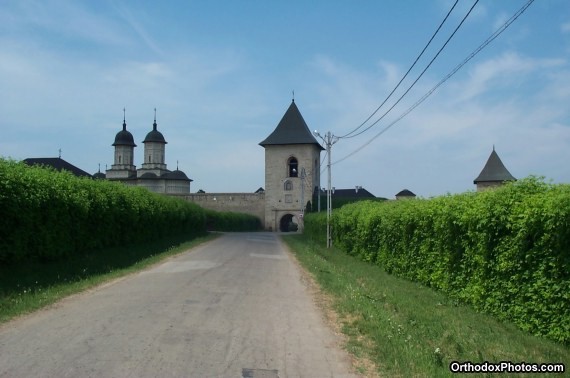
333, 0, 535, 165
341, 0, 479, 140
339, 0, 460, 139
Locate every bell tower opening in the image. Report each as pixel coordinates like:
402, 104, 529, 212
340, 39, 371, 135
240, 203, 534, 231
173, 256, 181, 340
288, 157, 298, 177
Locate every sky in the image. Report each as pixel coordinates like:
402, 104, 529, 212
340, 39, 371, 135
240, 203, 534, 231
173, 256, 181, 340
1, 0, 569, 199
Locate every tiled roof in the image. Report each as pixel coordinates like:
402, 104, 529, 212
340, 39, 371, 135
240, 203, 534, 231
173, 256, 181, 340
474, 148, 516, 184
259, 100, 324, 150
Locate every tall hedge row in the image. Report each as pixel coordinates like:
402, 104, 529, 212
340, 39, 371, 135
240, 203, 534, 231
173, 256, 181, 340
205, 209, 262, 232
304, 177, 570, 344
0, 159, 258, 263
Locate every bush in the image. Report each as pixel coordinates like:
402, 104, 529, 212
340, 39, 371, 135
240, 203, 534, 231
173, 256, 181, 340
204, 209, 262, 232
305, 177, 570, 344
0, 159, 206, 263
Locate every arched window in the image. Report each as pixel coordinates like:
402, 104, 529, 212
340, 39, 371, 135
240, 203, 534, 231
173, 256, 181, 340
288, 157, 298, 177
284, 180, 293, 191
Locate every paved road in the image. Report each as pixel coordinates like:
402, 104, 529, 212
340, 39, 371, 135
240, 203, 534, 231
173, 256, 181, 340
0, 233, 357, 378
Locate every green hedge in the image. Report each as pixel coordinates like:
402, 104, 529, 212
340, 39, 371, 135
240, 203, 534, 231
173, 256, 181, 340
1, 159, 260, 263
305, 177, 570, 344
205, 209, 262, 232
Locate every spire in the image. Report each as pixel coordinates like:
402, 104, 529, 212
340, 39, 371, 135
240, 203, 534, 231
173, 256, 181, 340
123, 107, 127, 130
292, 90, 295, 103
153, 108, 157, 130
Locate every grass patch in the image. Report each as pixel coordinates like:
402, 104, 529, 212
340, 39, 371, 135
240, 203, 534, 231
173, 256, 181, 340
0, 232, 219, 324
283, 234, 569, 377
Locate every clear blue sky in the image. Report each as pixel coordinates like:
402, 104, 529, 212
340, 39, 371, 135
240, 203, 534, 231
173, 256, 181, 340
1, 0, 569, 198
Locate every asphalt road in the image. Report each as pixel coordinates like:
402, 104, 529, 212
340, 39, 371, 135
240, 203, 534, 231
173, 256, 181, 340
0, 232, 357, 378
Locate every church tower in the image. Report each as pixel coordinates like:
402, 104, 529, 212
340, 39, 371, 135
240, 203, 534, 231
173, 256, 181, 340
106, 110, 137, 180
259, 100, 323, 231
138, 110, 169, 177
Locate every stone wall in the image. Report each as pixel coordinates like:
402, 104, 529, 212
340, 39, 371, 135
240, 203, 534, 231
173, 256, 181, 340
172, 192, 266, 225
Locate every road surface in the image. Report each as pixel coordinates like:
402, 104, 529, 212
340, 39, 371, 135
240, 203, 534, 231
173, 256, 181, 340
0, 232, 357, 377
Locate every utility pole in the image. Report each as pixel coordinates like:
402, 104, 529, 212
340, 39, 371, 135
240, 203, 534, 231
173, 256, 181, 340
314, 131, 338, 248
300, 167, 306, 232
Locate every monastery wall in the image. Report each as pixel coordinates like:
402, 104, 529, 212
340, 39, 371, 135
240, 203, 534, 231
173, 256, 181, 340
171, 193, 266, 224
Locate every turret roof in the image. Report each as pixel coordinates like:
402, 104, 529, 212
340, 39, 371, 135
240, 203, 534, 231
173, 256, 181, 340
474, 147, 516, 184
259, 100, 324, 150
143, 120, 167, 144
113, 120, 136, 147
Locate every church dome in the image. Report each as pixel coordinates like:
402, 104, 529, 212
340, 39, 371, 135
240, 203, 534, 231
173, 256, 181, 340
113, 121, 136, 147
165, 170, 190, 181
143, 120, 167, 144
93, 171, 106, 179
140, 172, 158, 179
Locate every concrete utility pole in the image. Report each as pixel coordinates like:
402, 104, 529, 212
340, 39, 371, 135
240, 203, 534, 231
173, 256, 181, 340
314, 131, 339, 248
300, 167, 306, 232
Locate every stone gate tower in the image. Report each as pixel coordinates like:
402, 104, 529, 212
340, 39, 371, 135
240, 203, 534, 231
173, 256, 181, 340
259, 100, 323, 231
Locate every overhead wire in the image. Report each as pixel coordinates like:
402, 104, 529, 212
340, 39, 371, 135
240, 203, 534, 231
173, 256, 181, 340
333, 0, 535, 165
339, 0, 460, 139
341, 0, 479, 140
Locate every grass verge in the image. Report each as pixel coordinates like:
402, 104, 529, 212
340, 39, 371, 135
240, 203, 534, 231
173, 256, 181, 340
0, 232, 219, 324
283, 234, 569, 377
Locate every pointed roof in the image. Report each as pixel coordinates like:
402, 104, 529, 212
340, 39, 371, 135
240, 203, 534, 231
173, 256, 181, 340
23, 158, 93, 178
259, 100, 324, 150
395, 189, 416, 197
474, 147, 516, 184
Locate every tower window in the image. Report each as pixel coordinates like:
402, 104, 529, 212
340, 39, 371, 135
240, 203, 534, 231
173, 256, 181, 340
288, 157, 298, 177
284, 180, 293, 191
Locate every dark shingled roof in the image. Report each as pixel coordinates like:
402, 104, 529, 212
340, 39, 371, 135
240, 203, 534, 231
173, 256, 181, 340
113, 121, 137, 147
23, 158, 93, 178
474, 148, 516, 184
259, 101, 324, 150
395, 189, 416, 197
143, 121, 167, 144
93, 171, 106, 179
139, 172, 158, 179
325, 187, 375, 198
164, 170, 192, 181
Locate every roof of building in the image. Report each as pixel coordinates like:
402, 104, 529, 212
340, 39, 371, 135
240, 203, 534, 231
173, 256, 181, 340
326, 187, 375, 198
139, 172, 158, 179
474, 147, 516, 184
259, 100, 324, 150
164, 170, 192, 181
23, 158, 93, 178
143, 120, 167, 144
395, 189, 416, 197
113, 120, 137, 147
93, 171, 106, 179
255, 187, 265, 193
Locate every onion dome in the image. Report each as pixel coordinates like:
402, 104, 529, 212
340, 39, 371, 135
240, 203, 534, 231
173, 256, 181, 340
143, 111, 167, 144
113, 119, 137, 147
